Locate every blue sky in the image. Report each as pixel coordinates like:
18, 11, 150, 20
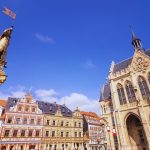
0, 0, 150, 113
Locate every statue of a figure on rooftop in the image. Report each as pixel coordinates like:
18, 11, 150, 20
0, 27, 13, 68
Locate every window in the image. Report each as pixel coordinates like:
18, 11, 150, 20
138, 76, 150, 99
30, 119, 34, 124
74, 132, 77, 137
4, 130, 10, 136
28, 130, 33, 137
61, 121, 63, 126
16, 118, 20, 124
74, 122, 77, 127
66, 132, 69, 137
18, 106, 22, 111
47, 120, 50, 125
23, 118, 27, 124
52, 131, 55, 137
61, 131, 63, 137
125, 81, 136, 103
117, 83, 127, 105
46, 131, 49, 137
21, 130, 25, 137
36, 130, 40, 137
13, 130, 18, 137
37, 118, 41, 125
50, 105, 52, 111
66, 122, 69, 127
79, 132, 82, 137
25, 107, 29, 112
53, 120, 55, 126
7, 117, 12, 123
32, 107, 36, 112
79, 122, 81, 127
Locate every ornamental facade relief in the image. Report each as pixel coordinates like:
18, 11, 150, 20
132, 52, 150, 72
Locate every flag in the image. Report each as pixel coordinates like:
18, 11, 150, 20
2, 7, 16, 19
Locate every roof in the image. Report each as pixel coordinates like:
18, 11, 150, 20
80, 111, 100, 119
38, 101, 72, 117
112, 49, 150, 73
5, 97, 73, 117
0, 100, 7, 107
99, 84, 111, 102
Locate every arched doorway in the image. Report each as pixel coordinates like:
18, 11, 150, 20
126, 114, 147, 150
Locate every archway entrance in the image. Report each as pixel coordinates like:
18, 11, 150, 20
126, 114, 147, 150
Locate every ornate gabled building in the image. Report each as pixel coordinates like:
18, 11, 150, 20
100, 32, 150, 150
0, 94, 44, 150
80, 111, 106, 150
39, 101, 84, 150
0, 100, 7, 132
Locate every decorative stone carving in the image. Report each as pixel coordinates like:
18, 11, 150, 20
132, 55, 150, 72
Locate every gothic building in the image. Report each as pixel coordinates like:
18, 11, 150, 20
100, 32, 150, 150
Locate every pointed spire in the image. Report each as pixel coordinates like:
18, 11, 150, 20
130, 28, 144, 52
132, 31, 138, 41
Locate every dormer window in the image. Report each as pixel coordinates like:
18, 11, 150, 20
62, 107, 65, 113
50, 105, 52, 111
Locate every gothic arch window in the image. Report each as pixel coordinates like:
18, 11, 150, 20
138, 76, 150, 99
148, 72, 150, 84
117, 83, 127, 105
125, 81, 136, 103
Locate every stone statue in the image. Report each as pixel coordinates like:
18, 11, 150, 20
0, 27, 13, 68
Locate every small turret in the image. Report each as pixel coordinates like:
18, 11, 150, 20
131, 31, 144, 52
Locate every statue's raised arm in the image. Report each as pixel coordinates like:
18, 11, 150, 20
0, 27, 13, 68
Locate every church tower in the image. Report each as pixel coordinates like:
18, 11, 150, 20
99, 31, 150, 150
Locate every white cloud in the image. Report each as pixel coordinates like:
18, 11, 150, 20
35, 33, 55, 44
0, 87, 100, 114
59, 93, 100, 114
11, 91, 26, 98
82, 60, 96, 69
35, 89, 58, 102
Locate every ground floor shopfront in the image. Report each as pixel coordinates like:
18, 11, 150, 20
0, 142, 41, 150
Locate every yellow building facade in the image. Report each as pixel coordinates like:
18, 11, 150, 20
100, 32, 150, 150
39, 101, 84, 150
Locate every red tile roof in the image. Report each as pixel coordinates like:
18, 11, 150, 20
80, 111, 101, 120
0, 100, 7, 107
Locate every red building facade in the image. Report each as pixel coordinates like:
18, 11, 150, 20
0, 94, 44, 150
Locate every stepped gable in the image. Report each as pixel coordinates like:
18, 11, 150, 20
99, 84, 111, 102
112, 49, 150, 73
37, 101, 73, 117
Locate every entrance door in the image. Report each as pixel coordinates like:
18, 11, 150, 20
126, 114, 147, 150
